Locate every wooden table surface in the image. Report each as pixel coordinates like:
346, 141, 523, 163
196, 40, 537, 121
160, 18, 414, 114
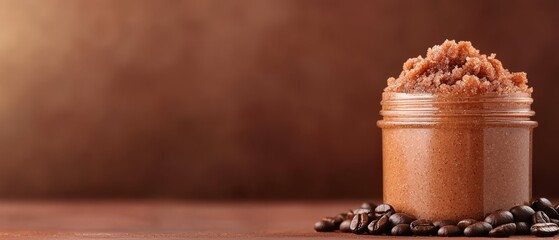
0, 200, 552, 239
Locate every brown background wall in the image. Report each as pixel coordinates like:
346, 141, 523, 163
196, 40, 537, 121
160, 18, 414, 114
0, 0, 557, 199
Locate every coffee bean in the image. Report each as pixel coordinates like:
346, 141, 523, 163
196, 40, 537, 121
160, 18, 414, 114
485, 209, 504, 218
313, 198, 559, 235
515, 222, 531, 235
510, 205, 535, 222
360, 202, 376, 210
349, 213, 370, 234
411, 219, 436, 236
464, 222, 493, 237
457, 219, 477, 231
542, 206, 559, 220
334, 214, 348, 227
352, 208, 373, 220
388, 213, 416, 226
433, 219, 458, 228
339, 219, 352, 232
374, 204, 395, 218
321, 217, 340, 228
344, 210, 355, 220
437, 225, 462, 237
335, 212, 350, 222
534, 211, 551, 223
314, 219, 336, 232
368, 214, 389, 235
489, 222, 516, 238
532, 198, 554, 211
391, 224, 412, 236
531, 223, 559, 237
323, 216, 343, 229
332, 215, 345, 229
484, 210, 514, 227
352, 208, 371, 215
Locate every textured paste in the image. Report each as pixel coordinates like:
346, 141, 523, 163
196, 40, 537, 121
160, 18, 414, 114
385, 40, 532, 95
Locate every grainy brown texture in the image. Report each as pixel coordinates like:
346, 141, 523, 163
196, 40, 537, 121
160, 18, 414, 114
385, 40, 531, 95
382, 127, 532, 220
0, 0, 558, 199
0, 200, 549, 239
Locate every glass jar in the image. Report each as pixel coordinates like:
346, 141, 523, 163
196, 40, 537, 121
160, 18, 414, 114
377, 92, 537, 220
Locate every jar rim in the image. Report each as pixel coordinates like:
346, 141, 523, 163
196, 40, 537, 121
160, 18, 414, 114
378, 92, 537, 128
381, 92, 533, 103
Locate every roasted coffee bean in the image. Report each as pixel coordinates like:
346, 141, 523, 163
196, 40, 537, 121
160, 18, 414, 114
352, 208, 371, 215
488, 222, 516, 238
313, 198, 559, 235
484, 210, 514, 227
335, 212, 349, 220
510, 205, 535, 222
437, 225, 462, 237
368, 214, 389, 235
321, 217, 339, 227
532, 198, 554, 211
388, 213, 416, 226
339, 219, 352, 232
335, 212, 348, 219
531, 223, 559, 237
391, 224, 412, 236
464, 222, 493, 237
433, 220, 458, 228
534, 211, 551, 223
515, 222, 531, 235
314, 219, 336, 232
457, 219, 478, 230
361, 202, 376, 210
374, 204, 395, 218
542, 206, 559, 220
349, 213, 370, 234
333, 214, 346, 227
322, 216, 343, 229
333, 214, 346, 228
411, 219, 436, 236
343, 210, 355, 220
352, 208, 373, 220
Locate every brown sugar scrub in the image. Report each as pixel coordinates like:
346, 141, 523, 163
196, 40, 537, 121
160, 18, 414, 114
385, 40, 532, 95
377, 40, 537, 220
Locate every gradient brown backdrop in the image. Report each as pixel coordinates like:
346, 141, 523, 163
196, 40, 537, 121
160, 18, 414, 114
0, 0, 557, 199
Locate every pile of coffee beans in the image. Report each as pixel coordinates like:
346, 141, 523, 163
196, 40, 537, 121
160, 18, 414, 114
314, 198, 559, 238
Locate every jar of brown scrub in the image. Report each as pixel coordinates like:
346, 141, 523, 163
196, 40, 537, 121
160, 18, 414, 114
377, 40, 536, 220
